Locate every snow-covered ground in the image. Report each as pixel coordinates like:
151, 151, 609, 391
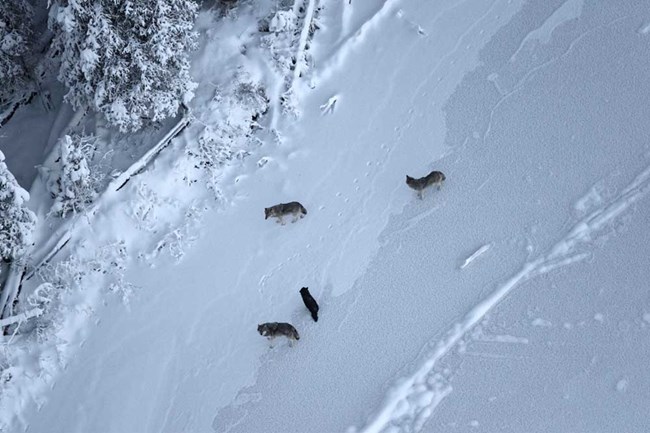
3, 0, 650, 432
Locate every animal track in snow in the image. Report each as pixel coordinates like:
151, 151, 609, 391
320, 95, 339, 115
395, 9, 428, 37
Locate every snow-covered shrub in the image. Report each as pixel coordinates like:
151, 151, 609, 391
49, 0, 199, 132
34, 241, 133, 313
46, 135, 101, 217
0, 150, 36, 263
139, 202, 204, 265
186, 73, 268, 196
0, 239, 135, 430
260, 4, 321, 117
261, 9, 299, 80
215, 0, 239, 17
0, 0, 34, 110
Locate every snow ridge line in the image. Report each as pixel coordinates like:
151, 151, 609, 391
0, 114, 190, 321
315, 0, 401, 85
291, 0, 318, 87
353, 163, 650, 433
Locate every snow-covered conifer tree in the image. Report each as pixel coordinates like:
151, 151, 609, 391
0, 151, 36, 263
46, 135, 99, 217
0, 0, 34, 110
49, 0, 198, 132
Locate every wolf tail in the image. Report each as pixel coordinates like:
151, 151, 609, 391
311, 311, 318, 322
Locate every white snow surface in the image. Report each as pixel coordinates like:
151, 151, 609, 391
3, 0, 650, 432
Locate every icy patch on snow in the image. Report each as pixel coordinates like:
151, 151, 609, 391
638, 22, 650, 35
353, 162, 650, 433
510, 0, 585, 62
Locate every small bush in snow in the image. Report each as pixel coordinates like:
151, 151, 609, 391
49, 0, 199, 132
261, 9, 299, 80
45, 135, 101, 218
0, 150, 36, 263
34, 241, 133, 312
186, 74, 268, 196
139, 203, 204, 265
260, 4, 321, 117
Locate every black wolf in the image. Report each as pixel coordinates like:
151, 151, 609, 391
299, 287, 319, 322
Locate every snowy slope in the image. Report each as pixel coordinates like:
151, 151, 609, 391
6, 0, 650, 432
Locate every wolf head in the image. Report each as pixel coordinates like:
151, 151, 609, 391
264, 208, 270, 219
405, 175, 416, 187
257, 324, 268, 336
300, 287, 309, 296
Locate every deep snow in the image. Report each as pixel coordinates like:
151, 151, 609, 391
3, 0, 650, 432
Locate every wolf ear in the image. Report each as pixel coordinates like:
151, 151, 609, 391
264, 208, 269, 219
406, 175, 412, 181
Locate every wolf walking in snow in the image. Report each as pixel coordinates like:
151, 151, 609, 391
406, 170, 446, 199
257, 322, 300, 347
264, 201, 307, 224
299, 287, 319, 322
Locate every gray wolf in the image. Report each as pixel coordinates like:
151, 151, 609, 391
299, 287, 319, 322
257, 322, 300, 347
406, 170, 446, 199
264, 201, 307, 224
